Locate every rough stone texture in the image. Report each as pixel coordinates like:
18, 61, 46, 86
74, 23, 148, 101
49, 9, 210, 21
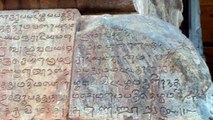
69, 15, 213, 120
133, 0, 183, 27
0, 9, 80, 119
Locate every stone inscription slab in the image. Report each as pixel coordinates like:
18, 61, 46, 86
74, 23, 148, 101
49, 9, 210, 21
69, 15, 212, 120
0, 9, 80, 119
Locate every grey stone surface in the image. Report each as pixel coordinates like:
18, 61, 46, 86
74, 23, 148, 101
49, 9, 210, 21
69, 14, 213, 120
133, 0, 183, 27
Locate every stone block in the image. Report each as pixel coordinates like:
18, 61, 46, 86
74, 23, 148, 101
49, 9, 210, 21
69, 14, 213, 120
0, 9, 80, 119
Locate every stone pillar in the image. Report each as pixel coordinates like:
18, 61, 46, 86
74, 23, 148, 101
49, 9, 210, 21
133, 0, 149, 15
134, 0, 183, 27
189, 0, 204, 57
